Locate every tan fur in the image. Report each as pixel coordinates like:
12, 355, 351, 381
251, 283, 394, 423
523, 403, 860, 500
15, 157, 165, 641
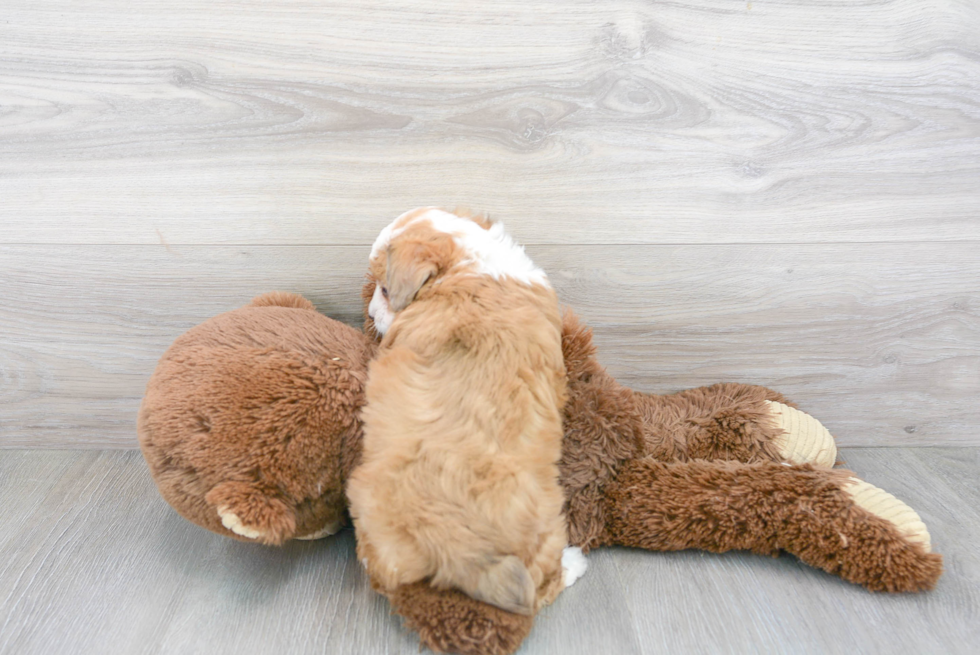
347, 215, 569, 615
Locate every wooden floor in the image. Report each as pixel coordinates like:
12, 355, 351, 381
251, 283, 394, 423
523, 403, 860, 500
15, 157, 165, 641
1, 2, 978, 653
1, 0, 979, 448
1, 448, 977, 655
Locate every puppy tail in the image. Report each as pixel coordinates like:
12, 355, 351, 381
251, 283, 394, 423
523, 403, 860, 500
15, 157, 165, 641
466, 556, 536, 616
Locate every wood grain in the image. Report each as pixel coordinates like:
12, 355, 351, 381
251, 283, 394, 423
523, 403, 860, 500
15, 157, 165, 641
1, 243, 976, 448
2, 0, 979, 244
0, 451, 417, 655
0, 448, 976, 654
1, 3, 977, 649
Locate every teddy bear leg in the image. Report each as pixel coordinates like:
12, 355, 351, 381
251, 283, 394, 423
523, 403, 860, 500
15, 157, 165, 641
602, 459, 942, 592
204, 481, 297, 546
378, 549, 587, 655
385, 582, 534, 655
640, 383, 837, 466
790, 474, 940, 591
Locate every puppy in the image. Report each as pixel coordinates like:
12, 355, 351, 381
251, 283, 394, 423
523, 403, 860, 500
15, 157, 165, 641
347, 207, 586, 615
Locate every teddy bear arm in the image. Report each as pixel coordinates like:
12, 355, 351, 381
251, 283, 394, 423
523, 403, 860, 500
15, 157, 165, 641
601, 458, 942, 592
633, 383, 837, 467
204, 480, 299, 546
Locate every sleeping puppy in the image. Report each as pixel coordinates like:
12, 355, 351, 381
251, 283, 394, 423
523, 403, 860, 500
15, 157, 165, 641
347, 207, 586, 615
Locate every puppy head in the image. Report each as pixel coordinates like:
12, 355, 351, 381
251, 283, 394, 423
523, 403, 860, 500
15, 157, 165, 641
364, 206, 548, 337
365, 207, 488, 337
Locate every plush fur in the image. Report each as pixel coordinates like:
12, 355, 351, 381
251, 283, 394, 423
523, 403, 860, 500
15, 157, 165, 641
140, 291, 943, 655
348, 208, 570, 614
603, 460, 943, 593
138, 292, 375, 544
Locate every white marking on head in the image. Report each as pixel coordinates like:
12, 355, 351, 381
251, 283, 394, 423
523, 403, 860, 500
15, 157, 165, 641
370, 207, 430, 260
464, 219, 548, 287
368, 284, 395, 335
371, 207, 548, 288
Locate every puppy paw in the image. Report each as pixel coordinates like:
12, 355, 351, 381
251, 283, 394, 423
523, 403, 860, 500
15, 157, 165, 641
217, 506, 265, 540
843, 478, 932, 552
766, 400, 837, 467
561, 546, 588, 588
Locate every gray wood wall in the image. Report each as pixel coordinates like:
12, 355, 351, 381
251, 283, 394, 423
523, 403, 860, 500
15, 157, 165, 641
2, 0, 978, 448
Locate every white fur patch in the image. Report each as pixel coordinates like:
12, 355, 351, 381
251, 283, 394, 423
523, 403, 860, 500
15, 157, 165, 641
425, 209, 548, 287
561, 546, 588, 587
369, 215, 407, 260
369, 207, 549, 288
368, 284, 395, 335
217, 506, 263, 540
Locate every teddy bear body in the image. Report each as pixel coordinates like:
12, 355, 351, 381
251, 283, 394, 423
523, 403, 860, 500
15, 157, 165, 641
139, 292, 942, 655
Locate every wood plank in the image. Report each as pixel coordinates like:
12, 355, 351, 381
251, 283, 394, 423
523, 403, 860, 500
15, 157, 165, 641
1, 243, 976, 447
0, 451, 418, 655
0, 448, 976, 654
2, 0, 979, 244
0, 450, 640, 655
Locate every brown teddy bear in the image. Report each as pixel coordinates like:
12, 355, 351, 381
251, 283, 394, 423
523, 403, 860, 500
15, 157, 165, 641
138, 291, 942, 655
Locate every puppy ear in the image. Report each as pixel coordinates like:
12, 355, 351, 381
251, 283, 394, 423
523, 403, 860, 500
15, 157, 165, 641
385, 243, 438, 312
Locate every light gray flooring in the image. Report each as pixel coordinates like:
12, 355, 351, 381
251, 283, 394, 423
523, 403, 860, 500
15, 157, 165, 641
2, 2, 978, 652
2, 0, 979, 449
1, 448, 977, 655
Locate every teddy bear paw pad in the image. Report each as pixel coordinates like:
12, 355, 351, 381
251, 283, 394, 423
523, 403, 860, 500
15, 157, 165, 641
296, 519, 343, 540
843, 478, 932, 552
217, 506, 265, 540
766, 400, 837, 467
